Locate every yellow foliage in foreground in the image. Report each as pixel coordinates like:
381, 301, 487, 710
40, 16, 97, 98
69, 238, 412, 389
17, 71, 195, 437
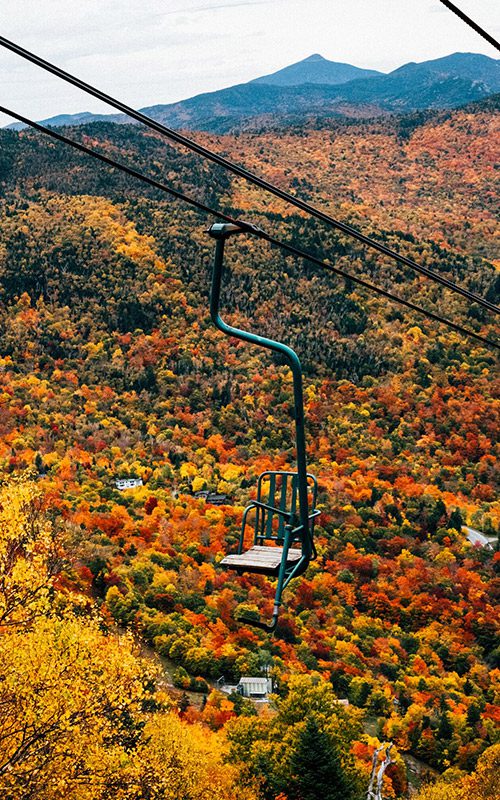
0, 476, 256, 800
136, 713, 257, 800
0, 614, 250, 798
0, 613, 153, 797
0, 475, 56, 627
415, 744, 500, 800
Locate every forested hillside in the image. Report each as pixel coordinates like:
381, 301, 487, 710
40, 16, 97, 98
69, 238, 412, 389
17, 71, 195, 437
0, 97, 498, 798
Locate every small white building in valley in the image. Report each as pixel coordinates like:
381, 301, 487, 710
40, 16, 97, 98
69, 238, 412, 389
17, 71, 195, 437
236, 677, 272, 699
115, 477, 143, 491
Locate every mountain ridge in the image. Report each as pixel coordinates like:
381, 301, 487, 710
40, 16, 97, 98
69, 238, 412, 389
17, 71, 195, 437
6, 51, 500, 133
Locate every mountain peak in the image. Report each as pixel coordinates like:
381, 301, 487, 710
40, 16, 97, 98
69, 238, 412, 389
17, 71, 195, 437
251, 55, 382, 87
303, 54, 326, 62
389, 50, 500, 90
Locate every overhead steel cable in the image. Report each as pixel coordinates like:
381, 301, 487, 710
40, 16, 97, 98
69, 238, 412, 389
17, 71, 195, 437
2, 105, 498, 352
438, 1, 500, 52
0, 34, 498, 316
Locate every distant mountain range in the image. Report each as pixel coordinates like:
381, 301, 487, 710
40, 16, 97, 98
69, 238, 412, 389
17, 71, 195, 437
8, 51, 500, 133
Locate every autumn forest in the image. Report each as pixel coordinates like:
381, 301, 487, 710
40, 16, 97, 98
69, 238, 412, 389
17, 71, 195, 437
0, 91, 499, 799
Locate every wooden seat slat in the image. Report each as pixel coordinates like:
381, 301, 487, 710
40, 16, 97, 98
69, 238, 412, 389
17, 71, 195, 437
221, 545, 302, 575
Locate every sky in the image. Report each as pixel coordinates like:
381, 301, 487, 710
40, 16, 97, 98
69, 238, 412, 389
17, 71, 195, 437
0, 0, 498, 127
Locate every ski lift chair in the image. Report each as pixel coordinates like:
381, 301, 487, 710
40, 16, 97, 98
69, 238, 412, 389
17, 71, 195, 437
207, 222, 320, 632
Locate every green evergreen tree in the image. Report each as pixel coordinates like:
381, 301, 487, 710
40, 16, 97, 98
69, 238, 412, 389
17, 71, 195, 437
429, 499, 447, 533
287, 717, 356, 800
437, 711, 453, 741
466, 703, 481, 727
34, 452, 45, 474
448, 508, 463, 532
178, 692, 190, 713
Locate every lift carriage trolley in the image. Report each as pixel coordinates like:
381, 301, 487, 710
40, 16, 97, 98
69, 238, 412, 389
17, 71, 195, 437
207, 222, 320, 633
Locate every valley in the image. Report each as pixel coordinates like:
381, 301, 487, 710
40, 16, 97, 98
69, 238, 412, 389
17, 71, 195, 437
0, 59, 498, 799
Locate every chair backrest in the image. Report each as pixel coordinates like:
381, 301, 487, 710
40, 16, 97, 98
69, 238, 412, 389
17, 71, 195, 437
253, 471, 318, 546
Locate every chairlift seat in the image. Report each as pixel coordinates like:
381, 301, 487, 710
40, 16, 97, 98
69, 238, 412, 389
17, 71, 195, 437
220, 470, 318, 581
207, 224, 320, 630
221, 545, 302, 576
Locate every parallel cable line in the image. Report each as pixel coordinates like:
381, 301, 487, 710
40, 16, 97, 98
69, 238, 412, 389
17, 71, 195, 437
438, 0, 500, 52
0, 34, 498, 316
2, 105, 498, 352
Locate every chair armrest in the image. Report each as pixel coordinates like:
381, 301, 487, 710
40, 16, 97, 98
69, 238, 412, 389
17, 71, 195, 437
251, 498, 293, 519
290, 509, 320, 535
237, 504, 256, 553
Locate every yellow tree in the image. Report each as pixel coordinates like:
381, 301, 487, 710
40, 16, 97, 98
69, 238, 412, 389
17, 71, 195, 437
415, 744, 500, 800
131, 712, 258, 800
0, 475, 59, 628
0, 476, 257, 799
0, 614, 158, 798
